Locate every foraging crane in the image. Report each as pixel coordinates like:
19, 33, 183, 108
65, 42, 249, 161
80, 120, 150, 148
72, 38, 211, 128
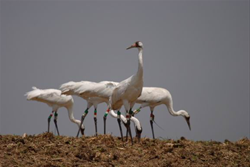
77, 81, 126, 138
132, 87, 191, 139
110, 41, 144, 144
60, 81, 113, 137
25, 87, 85, 135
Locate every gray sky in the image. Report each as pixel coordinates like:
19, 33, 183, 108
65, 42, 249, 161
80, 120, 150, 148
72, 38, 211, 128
1, 1, 249, 142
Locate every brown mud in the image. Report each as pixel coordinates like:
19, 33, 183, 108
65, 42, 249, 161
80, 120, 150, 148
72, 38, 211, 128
0, 133, 249, 167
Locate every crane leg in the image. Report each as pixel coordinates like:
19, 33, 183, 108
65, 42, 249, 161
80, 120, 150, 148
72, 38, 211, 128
127, 109, 134, 145
150, 111, 155, 139
103, 108, 110, 135
47, 111, 54, 133
126, 129, 128, 141
54, 112, 60, 136
93, 108, 98, 136
126, 113, 137, 141
94, 117, 97, 136
103, 116, 107, 135
76, 108, 89, 137
117, 111, 124, 141
132, 107, 141, 116
103, 115, 107, 135
126, 118, 133, 145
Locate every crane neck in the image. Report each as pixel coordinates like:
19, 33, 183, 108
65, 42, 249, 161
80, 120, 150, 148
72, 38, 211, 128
131, 116, 142, 130
109, 110, 127, 123
136, 48, 143, 78
66, 105, 82, 128
165, 101, 180, 116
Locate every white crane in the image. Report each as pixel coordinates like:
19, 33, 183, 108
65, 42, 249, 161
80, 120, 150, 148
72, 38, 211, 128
77, 81, 128, 139
60, 81, 112, 137
109, 110, 142, 142
25, 87, 85, 135
132, 87, 191, 139
75, 81, 122, 135
77, 80, 119, 134
109, 41, 144, 144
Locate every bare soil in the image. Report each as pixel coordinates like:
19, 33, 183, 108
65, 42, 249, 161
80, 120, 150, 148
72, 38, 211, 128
0, 133, 249, 167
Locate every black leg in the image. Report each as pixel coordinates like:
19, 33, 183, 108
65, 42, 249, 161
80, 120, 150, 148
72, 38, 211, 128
150, 111, 155, 139
94, 117, 97, 136
54, 112, 60, 136
150, 120, 155, 139
47, 112, 53, 133
94, 108, 97, 136
103, 116, 107, 134
77, 115, 85, 137
117, 118, 124, 141
126, 129, 128, 141
126, 119, 133, 145
103, 108, 110, 135
76, 108, 89, 137
128, 109, 134, 145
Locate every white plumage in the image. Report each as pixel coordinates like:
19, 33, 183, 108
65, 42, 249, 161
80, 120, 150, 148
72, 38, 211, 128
60, 81, 116, 136
71, 80, 190, 139
133, 87, 191, 139
77, 81, 118, 102
26, 87, 72, 107
109, 41, 144, 143
25, 87, 85, 135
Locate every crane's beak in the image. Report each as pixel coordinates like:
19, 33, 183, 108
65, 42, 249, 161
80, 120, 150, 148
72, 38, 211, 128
185, 117, 191, 131
126, 44, 136, 50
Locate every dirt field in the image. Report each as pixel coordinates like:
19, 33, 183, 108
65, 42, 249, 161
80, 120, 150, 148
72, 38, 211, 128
0, 133, 249, 167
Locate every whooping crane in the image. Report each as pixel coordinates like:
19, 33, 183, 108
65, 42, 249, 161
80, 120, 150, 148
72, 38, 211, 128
25, 87, 85, 135
60, 81, 114, 137
132, 87, 191, 139
110, 41, 144, 144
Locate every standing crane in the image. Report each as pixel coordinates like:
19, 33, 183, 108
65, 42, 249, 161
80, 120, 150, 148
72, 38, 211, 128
132, 87, 191, 139
109, 41, 144, 144
25, 87, 85, 135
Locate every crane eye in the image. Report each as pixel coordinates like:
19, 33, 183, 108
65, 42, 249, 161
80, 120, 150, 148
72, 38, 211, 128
136, 41, 143, 47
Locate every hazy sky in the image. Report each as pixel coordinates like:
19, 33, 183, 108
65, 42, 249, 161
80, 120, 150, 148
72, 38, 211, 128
1, 1, 249, 142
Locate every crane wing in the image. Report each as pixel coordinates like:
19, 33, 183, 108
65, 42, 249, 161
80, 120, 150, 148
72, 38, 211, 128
25, 88, 72, 105
136, 87, 168, 103
60, 81, 95, 95
78, 81, 117, 99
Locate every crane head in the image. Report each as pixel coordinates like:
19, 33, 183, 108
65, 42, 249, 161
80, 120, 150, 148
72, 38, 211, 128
185, 116, 191, 131
80, 126, 85, 135
126, 41, 143, 50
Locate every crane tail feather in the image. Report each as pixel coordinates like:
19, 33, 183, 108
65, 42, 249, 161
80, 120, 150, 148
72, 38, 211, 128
25, 87, 42, 100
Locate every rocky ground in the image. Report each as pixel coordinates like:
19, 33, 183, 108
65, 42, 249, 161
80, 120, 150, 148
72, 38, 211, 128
0, 133, 249, 167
